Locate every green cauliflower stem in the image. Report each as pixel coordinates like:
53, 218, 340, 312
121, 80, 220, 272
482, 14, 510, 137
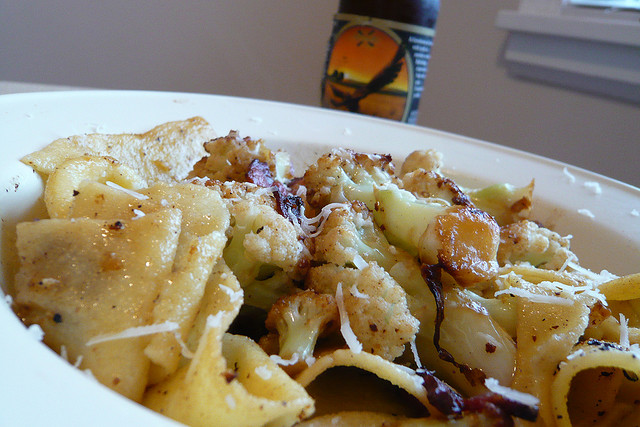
214, 182, 310, 311
465, 181, 534, 226
373, 184, 500, 286
306, 262, 419, 361
302, 147, 397, 210
497, 219, 578, 270
264, 289, 339, 362
311, 199, 433, 307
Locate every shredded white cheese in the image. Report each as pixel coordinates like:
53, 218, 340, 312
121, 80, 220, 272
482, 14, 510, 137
105, 181, 149, 200
410, 340, 423, 370
300, 202, 351, 238
83, 369, 98, 381
270, 353, 299, 366
225, 394, 237, 409
562, 167, 576, 183
631, 209, 639, 217
206, 312, 225, 329
74, 354, 84, 368
349, 284, 369, 299
566, 349, 585, 360
185, 176, 209, 185
539, 281, 607, 307
336, 282, 362, 353
484, 377, 540, 407
85, 320, 179, 346
494, 287, 573, 305
583, 181, 602, 195
173, 331, 194, 359
27, 323, 45, 341
620, 313, 630, 349
577, 208, 595, 219
132, 209, 145, 219
60, 345, 68, 361
254, 365, 273, 380
352, 254, 368, 270
219, 284, 243, 303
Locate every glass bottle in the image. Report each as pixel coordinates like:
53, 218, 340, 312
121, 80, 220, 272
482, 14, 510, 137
321, 0, 439, 124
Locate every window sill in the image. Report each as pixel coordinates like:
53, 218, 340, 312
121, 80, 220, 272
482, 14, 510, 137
495, 8, 640, 103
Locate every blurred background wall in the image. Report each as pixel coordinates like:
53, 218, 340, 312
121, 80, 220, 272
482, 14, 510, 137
1, 0, 638, 186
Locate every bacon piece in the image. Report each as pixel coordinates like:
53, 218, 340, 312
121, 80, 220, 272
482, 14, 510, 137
246, 159, 303, 225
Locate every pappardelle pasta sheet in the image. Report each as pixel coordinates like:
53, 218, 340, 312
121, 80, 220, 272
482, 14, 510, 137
7, 117, 640, 426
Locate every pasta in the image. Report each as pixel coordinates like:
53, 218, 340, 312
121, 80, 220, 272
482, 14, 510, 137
6, 117, 640, 426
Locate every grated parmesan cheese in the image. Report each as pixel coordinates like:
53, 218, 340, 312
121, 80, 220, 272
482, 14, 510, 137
485, 377, 540, 407
300, 202, 351, 238
620, 314, 630, 349
562, 167, 576, 183
27, 323, 45, 341
494, 287, 573, 305
254, 365, 273, 380
349, 284, 369, 300
132, 209, 145, 219
225, 394, 237, 409
305, 356, 317, 367
352, 254, 368, 270
85, 320, 179, 346
335, 283, 362, 353
219, 284, 243, 303
566, 349, 585, 360
105, 181, 149, 200
410, 340, 423, 370
270, 353, 299, 366
173, 331, 194, 359
185, 176, 209, 185
577, 208, 595, 219
74, 354, 84, 368
583, 181, 602, 195
206, 312, 225, 329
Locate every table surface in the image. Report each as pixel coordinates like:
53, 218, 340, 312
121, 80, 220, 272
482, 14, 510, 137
0, 80, 91, 95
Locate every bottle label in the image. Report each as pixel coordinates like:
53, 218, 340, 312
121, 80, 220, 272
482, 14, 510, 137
321, 13, 435, 124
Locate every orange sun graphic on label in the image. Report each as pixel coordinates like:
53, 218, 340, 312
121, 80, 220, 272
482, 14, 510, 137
322, 25, 410, 121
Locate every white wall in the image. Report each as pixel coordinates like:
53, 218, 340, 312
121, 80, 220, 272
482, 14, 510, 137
1, 0, 638, 186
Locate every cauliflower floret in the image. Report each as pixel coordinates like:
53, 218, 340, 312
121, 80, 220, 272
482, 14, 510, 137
189, 130, 294, 183
263, 290, 339, 364
497, 219, 577, 270
402, 169, 471, 206
306, 263, 419, 361
312, 199, 439, 311
218, 182, 311, 311
302, 148, 397, 210
314, 200, 394, 270
399, 149, 444, 176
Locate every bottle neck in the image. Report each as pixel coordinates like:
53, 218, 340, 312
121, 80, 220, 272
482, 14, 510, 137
337, 0, 439, 28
